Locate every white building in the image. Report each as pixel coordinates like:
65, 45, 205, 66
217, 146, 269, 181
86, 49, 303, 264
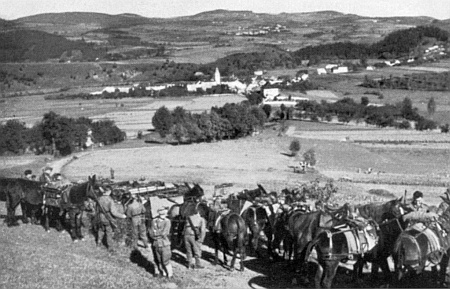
263, 88, 280, 99
332, 66, 349, 74
317, 68, 327, 75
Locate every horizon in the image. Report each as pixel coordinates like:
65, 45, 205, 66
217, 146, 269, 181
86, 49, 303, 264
0, 0, 449, 21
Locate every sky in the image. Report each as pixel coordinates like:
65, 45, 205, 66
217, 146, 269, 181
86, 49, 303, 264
0, 0, 449, 20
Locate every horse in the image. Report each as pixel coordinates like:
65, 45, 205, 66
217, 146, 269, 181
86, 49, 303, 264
0, 177, 44, 226
353, 203, 411, 286
44, 175, 98, 241
286, 202, 353, 281
272, 203, 314, 261
241, 205, 273, 258
393, 196, 450, 288
197, 202, 247, 271
311, 198, 406, 288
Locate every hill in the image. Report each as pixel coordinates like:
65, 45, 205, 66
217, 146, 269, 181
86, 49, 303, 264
16, 12, 153, 28
0, 29, 105, 62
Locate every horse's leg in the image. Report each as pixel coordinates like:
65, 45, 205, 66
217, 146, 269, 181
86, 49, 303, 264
6, 193, 20, 226
230, 242, 237, 272
76, 211, 84, 240
322, 261, 339, 289
239, 235, 246, 272
378, 258, 392, 286
265, 226, 273, 260
222, 235, 229, 267
20, 202, 30, 224
68, 209, 78, 241
213, 233, 219, 266
56, 208, 65, 231
314, 262, 324, 289
44, 206, 50, 232
440, 253, 449, 287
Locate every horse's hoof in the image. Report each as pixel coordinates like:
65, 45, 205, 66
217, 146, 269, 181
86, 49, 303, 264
80, 238, 85, 242
73, 239, 78, 243
46, 230, 50, 233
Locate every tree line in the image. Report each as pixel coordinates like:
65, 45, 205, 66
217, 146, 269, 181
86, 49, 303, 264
362, 72, 450, 91
0, 112, 125, 156
294, 96, 448, 132
152, 101, 267, 143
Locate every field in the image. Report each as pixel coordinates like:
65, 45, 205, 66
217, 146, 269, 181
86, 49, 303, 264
2, 61, 450, 288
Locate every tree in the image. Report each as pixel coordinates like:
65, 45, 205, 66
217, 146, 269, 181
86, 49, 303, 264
262, 104, 272, 118
152, 106, 173, 137
289, 139, 301, 156
427, 97, 436, 115
303, 148, 317, 166
1, 120, 28, 154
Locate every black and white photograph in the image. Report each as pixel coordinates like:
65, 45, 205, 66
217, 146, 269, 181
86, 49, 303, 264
1, 0, 450, 288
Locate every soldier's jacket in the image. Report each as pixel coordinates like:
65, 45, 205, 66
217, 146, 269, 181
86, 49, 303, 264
406, 202, 429, 213
125, 199, 146, 219
97, 195, 124, 226
149, 217, 171, 247
184, 213, 206, 242
39, 173, 52, 184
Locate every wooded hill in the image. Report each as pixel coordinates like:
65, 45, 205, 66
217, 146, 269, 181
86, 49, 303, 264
0, 30, 106, 62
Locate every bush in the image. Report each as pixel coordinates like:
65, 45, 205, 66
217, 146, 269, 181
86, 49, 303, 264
398, 120, 411, 129
415, 117, 437, 131
441, 123, 449, 133
303, 148, 317, 166
289, 139, 301, 156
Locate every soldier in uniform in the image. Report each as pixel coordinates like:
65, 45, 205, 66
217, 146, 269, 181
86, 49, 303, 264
24, 169, 33, 180
183, 207, 206, 269
149, 207, 173, 278
408, 191, 428, 212
97, 186, 127, 252
39, 166, 53, 184
124, 194, 149, 249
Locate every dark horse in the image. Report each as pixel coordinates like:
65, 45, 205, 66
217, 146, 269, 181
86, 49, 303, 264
287, 203, 352, 279
311, 198, 406, 289
0, 177, 44, 226
44, 175, 98, 241
198, 202, 247, 271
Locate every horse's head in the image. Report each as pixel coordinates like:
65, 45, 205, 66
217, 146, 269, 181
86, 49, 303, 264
389, 197, 410, 218
86, 175, 99, 199
191, 183, 204, 197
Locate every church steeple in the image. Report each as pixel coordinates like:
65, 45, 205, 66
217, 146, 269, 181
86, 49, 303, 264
214, 67, 221, 84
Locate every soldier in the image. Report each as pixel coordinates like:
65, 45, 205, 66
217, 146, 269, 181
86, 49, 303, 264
183, 207, 206, 269
408, 191, 428, 212
39, 166, 53, 184
149, 207, 173, 278
124, 194, 149, 249
97, 186, 127, 252
24, 169, 33, 180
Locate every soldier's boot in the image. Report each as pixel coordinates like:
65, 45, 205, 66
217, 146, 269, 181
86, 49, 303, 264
195, 257, 205, 269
